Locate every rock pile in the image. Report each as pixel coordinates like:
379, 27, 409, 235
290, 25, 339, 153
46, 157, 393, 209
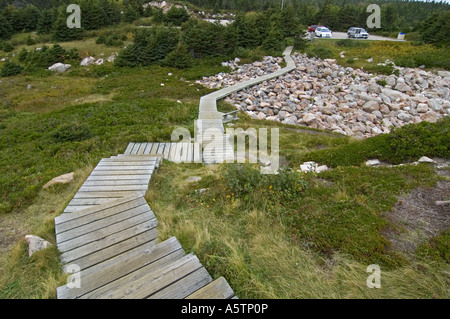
196, 56, 283, 90
198, 52, 450, 138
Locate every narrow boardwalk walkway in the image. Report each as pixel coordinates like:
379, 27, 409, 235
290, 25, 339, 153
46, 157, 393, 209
55, 152, 236, 299
197, 46, 296, 163
55, 47, 297, 298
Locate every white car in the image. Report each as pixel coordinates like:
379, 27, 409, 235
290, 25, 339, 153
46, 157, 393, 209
348, 27, 369, 39
315, 27, 332, 38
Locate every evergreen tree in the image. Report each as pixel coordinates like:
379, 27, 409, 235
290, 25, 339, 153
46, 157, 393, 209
123, 4, 139, 23
280, 5, 300, 37
161, 42, 193, 69
22, 4, 40, 31
80, 0, 106, 30
100, 0, 121, 25
52, 6, 83, 42
1, 60, 23, 77
420, 10, 450, 46
0, 13, 12, 40
165, 6, 190, 26
262, 22, 284, 54
37, 9, 56, 34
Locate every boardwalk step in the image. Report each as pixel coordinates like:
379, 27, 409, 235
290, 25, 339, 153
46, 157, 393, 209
93, 253, 203, 299
186, 277, 235, 299
57, 236, 183, 299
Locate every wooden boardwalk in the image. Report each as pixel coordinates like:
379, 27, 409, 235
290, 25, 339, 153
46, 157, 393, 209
55, 152, 236, 299
55, 47, 298, 298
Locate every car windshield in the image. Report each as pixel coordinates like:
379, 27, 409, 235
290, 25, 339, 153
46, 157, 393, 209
321, 28, 330, 32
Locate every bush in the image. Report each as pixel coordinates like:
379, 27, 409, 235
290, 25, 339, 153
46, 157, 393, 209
293, 34, 309, 52
301, 117, 450, 167
1, 61, 24, 77
161, 43, 193, 69
1, 41, 14, 52
221, 164, 262, 197
52, 123, 93, 142
309, 46, 333, 60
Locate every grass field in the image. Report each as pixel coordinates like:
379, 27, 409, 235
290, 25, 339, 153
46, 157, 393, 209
302, 38, 450, 72
0, 32, 449, 299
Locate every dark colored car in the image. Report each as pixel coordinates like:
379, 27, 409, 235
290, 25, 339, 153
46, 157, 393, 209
308, 25, 322, 33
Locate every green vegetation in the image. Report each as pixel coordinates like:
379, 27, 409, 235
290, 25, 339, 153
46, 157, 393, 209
0, 0, 448, 300
300, 39, 450, 72
301, 118, 450, 167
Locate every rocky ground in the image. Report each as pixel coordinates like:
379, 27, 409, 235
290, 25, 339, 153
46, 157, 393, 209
197, 52, 450, 138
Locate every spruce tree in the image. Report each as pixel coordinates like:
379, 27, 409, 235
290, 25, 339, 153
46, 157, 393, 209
161, 42, 193, 69
0, 13, 12, 40
52, 6, 83, 42
80, 0, 106, 30
37, 9, 56, 34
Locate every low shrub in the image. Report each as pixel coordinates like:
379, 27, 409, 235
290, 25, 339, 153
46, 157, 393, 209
1, 60, 23, 77
301, 117, 450, 167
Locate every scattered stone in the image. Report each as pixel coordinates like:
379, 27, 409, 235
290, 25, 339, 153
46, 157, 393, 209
48, 63, 71, 73
80, 56, 95, 66
298, 161, 329, 173
186, 176, 202, 182
24, 235, 52, 257
366, 159, 381, 167
43, 172, 74, 189
418, 156, 436, 164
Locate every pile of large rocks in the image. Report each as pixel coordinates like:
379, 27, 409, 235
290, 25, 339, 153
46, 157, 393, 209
199, 52, 450, 138
196, 56, 283, 90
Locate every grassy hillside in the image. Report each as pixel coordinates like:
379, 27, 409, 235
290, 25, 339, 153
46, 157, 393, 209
0, 26, 449, 299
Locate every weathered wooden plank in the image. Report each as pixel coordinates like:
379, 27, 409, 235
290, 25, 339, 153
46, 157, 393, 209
63, 229, 158, 272
76, 237, 181, 278
157, 143, 165, 154
185, 277, 234, 299
67, 198, 124, 206
60, 219, 158, 264
150, 143, 159, 154
82, 179, 150, 186
136, 143, 146, 155
57, 214, 157, 253
64, 205, 94, 213
163, 143, 171, 159
170, 142, 183, 163
55, 194, 146, 225
186, 143, 194, 163
98, 253, 202, 299
124, 143, 134, 155
57, 201, 149, 235
148, 267, 212, 299
86, 174, 152, 181
78, 185, 149, 192
98, 160, 156, 166
130, 143, 140, 155
57, 204, 153, 243
94, 165, 154, 170
102, 156, 157, 162
143, 143, 153, 155
57, 237, 183, 299
73, 191, 143, 198
193, 143, 202, 163
89, 169, 154, 176
81, 249, 187, 299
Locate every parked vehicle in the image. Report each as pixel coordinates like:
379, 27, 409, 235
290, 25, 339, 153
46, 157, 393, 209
308, 25, 322, 33
315, 27, 332, 38
348, 27, 369, 39
347, 27, 356, 36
